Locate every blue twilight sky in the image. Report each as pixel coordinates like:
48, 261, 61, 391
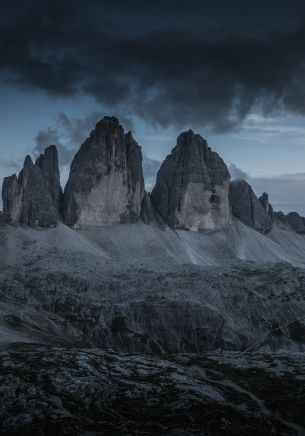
0, 0, 305, 215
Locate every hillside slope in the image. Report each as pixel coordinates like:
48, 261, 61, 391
1, 220, 305, 353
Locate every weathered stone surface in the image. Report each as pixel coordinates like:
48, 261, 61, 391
259, 192, 275, 222
63, 116, 145, 228
274, 211, 286, 222
229, 179, 273, 233
151, 130, 231, 230
141, 192, 165, 228
1, 345, 305, 435
2, 147, 61, 227
285, 212, 305, 234
0, 211, 4, 225
35, 145, 63, 214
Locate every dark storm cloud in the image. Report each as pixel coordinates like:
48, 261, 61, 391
33, 128, 75, 166
33, 112, 103, 166
32, 111, 135, 168
2, 0, 305, 131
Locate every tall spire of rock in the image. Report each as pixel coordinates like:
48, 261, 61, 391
259, 192, 275, 222
2, 146, 62, 227
62, 116, 145, 228
229, 179, 273, 233
150, 130, 231, 231
35, 145, 63, 213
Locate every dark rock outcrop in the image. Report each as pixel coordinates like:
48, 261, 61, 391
63, 116, 145, 228
2, 146, 61, 227
273, 211, 305, 234
141, 192, 165, 228
35, 145, 63, 214
259, 192, 275, 222
151, 130, 231, 231
274, 211, 288, 226
229, 179, 273, 233
285, 212, 305, 234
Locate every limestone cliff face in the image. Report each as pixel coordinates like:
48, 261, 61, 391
229, 179, 273, 234
259, 192, 275, 222
35, 145, 63, 214
62, 116, 145, 228
150, 130, 230, 231
2, 146, 61, 227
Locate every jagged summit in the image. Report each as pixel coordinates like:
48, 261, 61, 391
285, 212, 305, 234
2, 146, 62, 227
35, 145, 63, 214
1, 115, 305, 236
259, 192, 275, 222
229, 179, 273, 234
62, 116, 145, 228
151, 130, 231, 230
94, 115, 121, 130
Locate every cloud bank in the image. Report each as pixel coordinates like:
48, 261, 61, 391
2, 1, 305, 131
229, 163, 305, 215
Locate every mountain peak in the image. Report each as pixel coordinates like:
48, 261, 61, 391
151, 131, 230, 230
63, 116, 144, 228
2, 146, 61, 227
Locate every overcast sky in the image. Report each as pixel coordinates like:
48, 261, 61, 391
1, 0, 305, 214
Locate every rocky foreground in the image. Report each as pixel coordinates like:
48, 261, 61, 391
1, 344, 305, 435
1, 115, 305, 434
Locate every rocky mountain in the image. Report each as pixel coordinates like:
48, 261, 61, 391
151, 130, 231, 231
2, 116, 305, 236
258, 192, 275, 221
285, 212, 305, 234
229, 179, 273, 234
2, 146, 62, 227
1, 116, 305, 434
62, 116, 145, 228
35, 144, 63, 215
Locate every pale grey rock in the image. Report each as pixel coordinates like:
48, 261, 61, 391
63, 116, 145, 228
2, 148, 61, 227
229, 179, 273, 234
151, 130, 231, 231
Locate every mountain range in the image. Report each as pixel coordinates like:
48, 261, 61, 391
1, 116, 305, 235
1, 116, 305, 434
